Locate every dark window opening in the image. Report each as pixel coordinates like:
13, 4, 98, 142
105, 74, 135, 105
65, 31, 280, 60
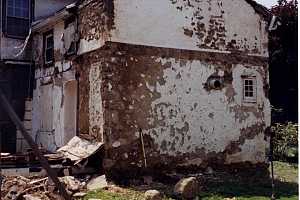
5, 0, 30, 38
44, 31, 54, 66
243, 77, 257, 103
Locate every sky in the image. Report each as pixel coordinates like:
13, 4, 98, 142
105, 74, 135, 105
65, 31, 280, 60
255, 0, 278, 8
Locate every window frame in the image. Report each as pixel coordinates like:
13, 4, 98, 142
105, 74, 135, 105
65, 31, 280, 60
43, 31, 54, 66
5, 0, 31, 39
242, 76, 257, 103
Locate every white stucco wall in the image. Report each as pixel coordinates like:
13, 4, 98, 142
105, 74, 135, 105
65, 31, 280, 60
109, 0, 269, 57
141, 58, 270, 164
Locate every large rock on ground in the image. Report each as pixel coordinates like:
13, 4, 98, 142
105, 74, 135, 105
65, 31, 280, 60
144, 190, 162, 200
23, 195, 42, 200
174, 177, 200, 199
87, 175, 108, 191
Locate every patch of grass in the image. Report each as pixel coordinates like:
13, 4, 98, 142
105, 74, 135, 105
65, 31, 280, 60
84, 188, 144, 200
274, 161, 298, 183
85, 162, 298, 200
200, 162, 298, 200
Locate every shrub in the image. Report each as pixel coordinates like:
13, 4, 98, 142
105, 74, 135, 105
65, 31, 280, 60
271, 122, 298, 162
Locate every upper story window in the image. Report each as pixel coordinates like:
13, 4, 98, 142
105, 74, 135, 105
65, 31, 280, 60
5, 0, 31, 38
44, 31, 54, 65
242, 76, 257, 103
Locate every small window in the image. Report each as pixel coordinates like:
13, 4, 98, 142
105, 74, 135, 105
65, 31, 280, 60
243, 77, 257, 103
6, 0, 30, 38
44, 31, 54, 65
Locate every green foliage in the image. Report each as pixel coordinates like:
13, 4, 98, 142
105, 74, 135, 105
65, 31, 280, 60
199, 161, 298, 200
269, 0, 298, 122
272, 122, 298, 161
84, 189, 144, 200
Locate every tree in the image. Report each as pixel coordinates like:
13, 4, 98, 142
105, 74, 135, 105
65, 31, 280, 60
269, 0, 298, 123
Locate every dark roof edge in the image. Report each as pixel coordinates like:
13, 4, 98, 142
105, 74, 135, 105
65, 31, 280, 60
245, 0, 273, 21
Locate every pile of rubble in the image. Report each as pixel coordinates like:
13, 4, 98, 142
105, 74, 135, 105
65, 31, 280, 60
0, 136, 205, 200
1, 175, 91, 200
0, 137, 105, 200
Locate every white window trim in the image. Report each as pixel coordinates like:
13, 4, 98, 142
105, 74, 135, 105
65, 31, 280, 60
44, 33, 54, 65
242, 76, 257, 103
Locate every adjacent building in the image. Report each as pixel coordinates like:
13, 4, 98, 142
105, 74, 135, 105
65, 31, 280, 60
0, 0, 74, 153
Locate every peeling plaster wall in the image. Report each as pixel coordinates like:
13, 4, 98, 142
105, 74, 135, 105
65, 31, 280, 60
74, 43, 270, 170
32, 70, 77, 151
77, 0, 111, 55
110, 0, 269, 57
76, 0, 269, 57
32, 0, 272, 167
145, 59, 270, 161
88, 62, 104, 141
32, 20, 77, 152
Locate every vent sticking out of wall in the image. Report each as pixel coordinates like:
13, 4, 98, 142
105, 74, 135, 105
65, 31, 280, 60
205, 75, 224, 90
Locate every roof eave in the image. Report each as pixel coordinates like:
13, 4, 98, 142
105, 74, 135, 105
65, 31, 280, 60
245, 0, 273, 21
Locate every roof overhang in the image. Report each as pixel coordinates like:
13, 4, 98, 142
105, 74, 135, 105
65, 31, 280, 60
245, 0, 273, 21
32, 3, 77, 33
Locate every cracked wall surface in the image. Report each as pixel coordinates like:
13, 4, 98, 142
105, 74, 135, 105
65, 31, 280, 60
75, 43, 270, 170
110, 0, 269, 56
32, 18, 77, 151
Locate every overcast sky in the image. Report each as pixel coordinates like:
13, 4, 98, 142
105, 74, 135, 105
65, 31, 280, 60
255, 0, 278, 8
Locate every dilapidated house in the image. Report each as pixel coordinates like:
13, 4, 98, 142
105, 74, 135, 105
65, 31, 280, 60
30, 0, 277, 172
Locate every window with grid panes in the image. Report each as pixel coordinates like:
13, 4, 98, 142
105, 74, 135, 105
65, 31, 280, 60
6, 0, 30, 38
44, 31, 54, 65
243, 77, 257, 103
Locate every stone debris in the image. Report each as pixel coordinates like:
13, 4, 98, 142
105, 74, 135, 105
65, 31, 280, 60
87, 175, 108, 191
144, 190, 162, 200
174, 177, 200, 199
1, 175, 88, 200
73, 192, 87, 198
60, 176, 85, 192
23, 194, 43, 200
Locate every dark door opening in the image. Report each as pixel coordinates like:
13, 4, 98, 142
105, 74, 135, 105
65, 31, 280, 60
0, 64, 31, 154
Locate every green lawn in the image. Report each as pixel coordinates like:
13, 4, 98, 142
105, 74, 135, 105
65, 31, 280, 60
200, 162, 298, 200
85, 162, 298, 200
